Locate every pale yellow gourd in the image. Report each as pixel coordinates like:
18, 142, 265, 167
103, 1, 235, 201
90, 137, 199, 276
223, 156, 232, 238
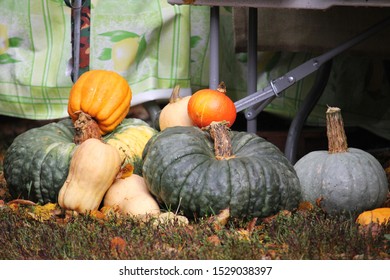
103, 174, 160, 219
159, 85, 194, 130
58, 138, 122, 213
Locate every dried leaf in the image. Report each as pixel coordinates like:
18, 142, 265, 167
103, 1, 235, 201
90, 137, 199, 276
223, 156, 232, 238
236, 229, 251, 241
315, 197, 324, 208
209, 208, 230, 231
8, 199, 36, 206
90, 209, 106, 220
116, 163, 134, 179
247, 217, 258, 233
28, 203, 58, 222
8, 203, 19, 212
298, 201, 314, 212
207, 235, 221, 246
110, 236, 127, 253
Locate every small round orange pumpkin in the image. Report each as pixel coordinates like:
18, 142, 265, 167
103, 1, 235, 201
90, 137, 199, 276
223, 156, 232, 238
187, 82, 236, 128
68, 70, 132, 135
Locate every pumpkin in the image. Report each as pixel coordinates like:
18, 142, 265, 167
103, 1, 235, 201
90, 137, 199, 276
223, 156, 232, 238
159, 85, 194, 131
356, 208, 390, 226
3, 118, 156, 204
104, 118, 157, 174
187, 82, 236, 128
67, 69, 132, 140
142, 122, 301, 219
294, 107, 388, 214
103, 174, 161, 219
58, 138, 121, 213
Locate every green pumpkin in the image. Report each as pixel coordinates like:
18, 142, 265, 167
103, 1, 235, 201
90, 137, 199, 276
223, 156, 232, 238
4, 118, 156, 204
142, 123, 301, 219
294, 107, 389, 214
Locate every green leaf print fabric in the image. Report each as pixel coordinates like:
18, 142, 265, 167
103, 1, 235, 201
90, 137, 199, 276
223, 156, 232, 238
0, 0, 72, 119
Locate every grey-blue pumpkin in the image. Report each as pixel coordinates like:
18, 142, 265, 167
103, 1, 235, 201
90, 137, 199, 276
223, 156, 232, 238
294, 107, 388, 214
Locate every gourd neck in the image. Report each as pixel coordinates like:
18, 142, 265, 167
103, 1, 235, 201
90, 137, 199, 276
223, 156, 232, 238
205, 121, 234, 160
326, 106, 348, 154
73, 111, 102, 144
169, 85, 182, 103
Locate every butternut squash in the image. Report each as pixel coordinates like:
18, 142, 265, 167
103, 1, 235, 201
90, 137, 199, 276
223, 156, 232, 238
58, 138, 121, 213
103, 174, 160, 220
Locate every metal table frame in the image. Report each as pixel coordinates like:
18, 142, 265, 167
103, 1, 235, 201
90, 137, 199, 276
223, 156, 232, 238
168, 1, 390, 163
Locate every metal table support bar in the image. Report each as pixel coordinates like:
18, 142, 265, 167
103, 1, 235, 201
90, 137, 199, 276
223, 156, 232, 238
284, 60, 333, 163
64, 0, 84, 82
209, 6, 220, 90
246, 8, 258, 134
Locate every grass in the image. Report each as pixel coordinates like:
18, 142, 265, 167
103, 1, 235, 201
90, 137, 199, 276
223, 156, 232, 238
0, 196, 389, 260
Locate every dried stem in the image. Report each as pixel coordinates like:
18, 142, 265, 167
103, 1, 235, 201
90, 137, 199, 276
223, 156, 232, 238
216, 81, 226, 94
73, 111, 102, 144
326, 106, 348, 153
204, 121, 233, 160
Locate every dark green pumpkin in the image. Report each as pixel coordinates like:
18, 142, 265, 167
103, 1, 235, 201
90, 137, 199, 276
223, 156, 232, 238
4, 118, 156, 204
142, 125, 301, 218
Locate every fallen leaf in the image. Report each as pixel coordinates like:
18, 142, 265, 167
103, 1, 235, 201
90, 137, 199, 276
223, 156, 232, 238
116, 163, 134, 179
208, 208, 230, 231
8, 199, 36, 206
8, 203, 19, 212
90, 209, 106, 220
207, 235, 221, 246
28, 202, 58, 222
315, 197, 324, 209
110, 236, 127, 253
246, 217, 258, 233
298, 201, 314, 212
235, 229, 251, 241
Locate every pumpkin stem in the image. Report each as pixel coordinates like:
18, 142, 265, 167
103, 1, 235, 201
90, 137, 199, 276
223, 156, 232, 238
326, 106, 348, 153
169, 85, 182, 103
73, 111, 102, 144
217, 82, 226, 94
204, 121, 233, 160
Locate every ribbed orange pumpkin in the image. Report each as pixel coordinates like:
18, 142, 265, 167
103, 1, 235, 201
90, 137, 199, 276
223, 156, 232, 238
187, 82, 236, 128
68, 70, 132, 135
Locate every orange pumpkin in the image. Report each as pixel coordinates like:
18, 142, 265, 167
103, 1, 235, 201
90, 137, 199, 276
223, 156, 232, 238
187, 82, 236, 128
356, 208, 390, 226
68, 70, 132, 135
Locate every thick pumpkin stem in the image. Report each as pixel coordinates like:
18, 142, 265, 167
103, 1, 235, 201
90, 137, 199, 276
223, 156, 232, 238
73, 111, 102, 144
326, 106, 348, 153
169, 85, 181, 103
204, 121, 233, 160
